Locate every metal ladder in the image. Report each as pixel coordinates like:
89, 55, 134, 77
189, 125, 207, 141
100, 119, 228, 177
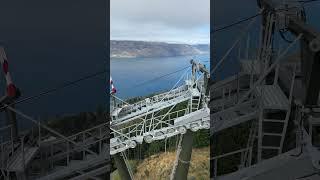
191, 95, 201, 112
257, 66, 296, 162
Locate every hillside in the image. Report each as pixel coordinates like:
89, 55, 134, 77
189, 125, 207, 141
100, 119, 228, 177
111, 147, 209, 180
111, 40, 209, 58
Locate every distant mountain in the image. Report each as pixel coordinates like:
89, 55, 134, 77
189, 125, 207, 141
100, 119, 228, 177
192, 44, 210, 52
110, 40, 209, 58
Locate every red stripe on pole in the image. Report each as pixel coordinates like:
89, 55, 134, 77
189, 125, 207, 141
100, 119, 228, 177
3, 60, 9, 74
7, 83, 16, 97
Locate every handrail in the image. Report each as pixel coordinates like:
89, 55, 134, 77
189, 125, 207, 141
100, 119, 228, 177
210, 72, 247, 91
237, 34, 302, 104
110, 107, 205, 142
46, 122, 108, 144
110, 108, 189, 137
112, 90, 191, 125
111, 85, 188, 111
0, 125, 12, 132
211, 147, 251, 160
46, 135, 109, 161
110, 68, 190, 116
211, 147, 252, 178
4, 105, 98, 156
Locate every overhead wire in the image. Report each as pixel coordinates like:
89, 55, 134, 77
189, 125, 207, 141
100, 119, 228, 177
213, 13, 262, 34
299, 0, 320, 3
125, 65, 190, 89
211, 0, 319, 76
1, 69, 106, 110
211, 8, 264, 77
213, 0, 319, 34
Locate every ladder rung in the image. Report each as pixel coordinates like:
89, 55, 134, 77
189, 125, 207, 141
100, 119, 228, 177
263, 132, 282, 136
263, 119, 284, 123
261, 146, 280, 150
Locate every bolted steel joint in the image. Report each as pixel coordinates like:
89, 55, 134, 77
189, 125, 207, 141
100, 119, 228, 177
309, 37, 320, 52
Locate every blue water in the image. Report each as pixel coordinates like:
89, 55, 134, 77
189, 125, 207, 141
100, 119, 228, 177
110, 54, 210, 99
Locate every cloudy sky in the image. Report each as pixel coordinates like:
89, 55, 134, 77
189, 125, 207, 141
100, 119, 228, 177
111, 0, 210, 44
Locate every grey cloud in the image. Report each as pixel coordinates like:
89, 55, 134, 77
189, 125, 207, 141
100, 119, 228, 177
111, 0, 210, 44
111, 0, 209, 28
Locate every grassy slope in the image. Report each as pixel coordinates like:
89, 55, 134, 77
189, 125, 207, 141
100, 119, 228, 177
111, 147, 209, 180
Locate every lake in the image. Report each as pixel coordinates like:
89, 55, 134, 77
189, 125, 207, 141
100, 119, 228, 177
110, 54, 210, 99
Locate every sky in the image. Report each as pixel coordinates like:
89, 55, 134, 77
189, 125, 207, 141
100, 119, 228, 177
0, 0, 107, 122
111, 0, 210, 44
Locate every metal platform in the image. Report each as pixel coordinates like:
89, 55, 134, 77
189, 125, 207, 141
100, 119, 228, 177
240, 59, 262, 74
255, 85, 289, 110
7, 146, 39, 172
111, 85, 191, 124
211, 100, 258, 133
37, 152, 109, 180
216, 148, 320, 180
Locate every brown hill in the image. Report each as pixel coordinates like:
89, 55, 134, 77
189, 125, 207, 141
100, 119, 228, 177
133, 147, 209, 180
111, 40, 209, 58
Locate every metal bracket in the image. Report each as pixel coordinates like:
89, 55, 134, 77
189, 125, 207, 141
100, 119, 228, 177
309, 37, 320, 52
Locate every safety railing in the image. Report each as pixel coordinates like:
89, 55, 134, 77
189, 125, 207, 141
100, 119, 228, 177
211, 73, 250, 111
111, 107, 189, 142
0, 125, 14, 170
111, 85, 189, 117
211, 147, 252, 178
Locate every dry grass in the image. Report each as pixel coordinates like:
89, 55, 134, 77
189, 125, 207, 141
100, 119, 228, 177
133, 147, 209, 180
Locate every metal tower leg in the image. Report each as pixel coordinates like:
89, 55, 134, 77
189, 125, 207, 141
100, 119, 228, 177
210, 133, 218, 179
257, 106, 264, 163
4, 104, 18, 140
170, 130, 193, 180
113, 153, 132, 180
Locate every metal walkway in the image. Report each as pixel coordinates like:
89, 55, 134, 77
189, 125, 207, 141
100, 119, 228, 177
110, 69, 210, 155
0, 109, 110, 180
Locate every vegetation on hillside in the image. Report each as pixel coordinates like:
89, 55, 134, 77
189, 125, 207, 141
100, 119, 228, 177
212, 121, 252, 175
44, 104, 107, 136
112, 147, 209, 180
